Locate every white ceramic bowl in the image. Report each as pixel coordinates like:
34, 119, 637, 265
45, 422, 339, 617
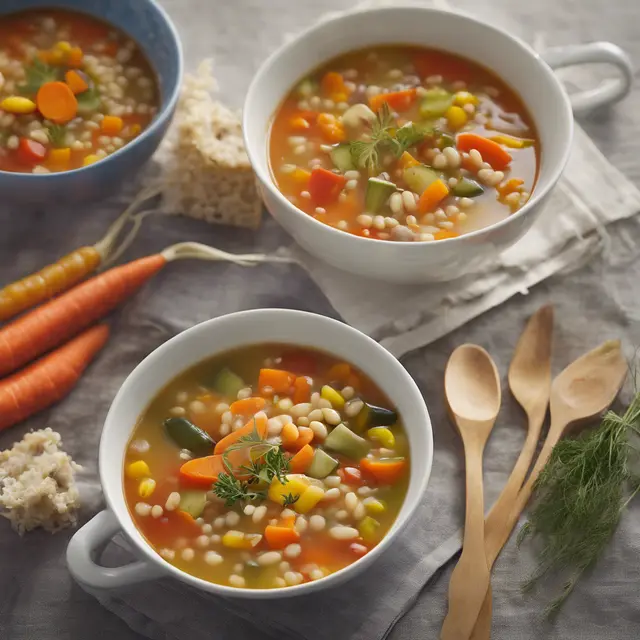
67, 309, 433, 598
243, 6, 632, 283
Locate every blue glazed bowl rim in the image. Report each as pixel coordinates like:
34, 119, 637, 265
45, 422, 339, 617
0, 0, 184, 180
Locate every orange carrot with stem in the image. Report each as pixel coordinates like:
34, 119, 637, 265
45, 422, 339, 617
0, 324, 109, 431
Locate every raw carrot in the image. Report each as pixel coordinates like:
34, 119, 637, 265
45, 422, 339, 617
309, 167, 348, 205
36, 81, 78, 124
229, 396, 266, 416
179, 448, 252, 487
258, 368, 295, 394
214, 413, 268, 454
0, 324, 109, 431
17, 138, 46, 164
283, 426, 314, 452
456, 132, 512, 170
369, 88, 417, 114
360, 457, 407, 484
417, 179, 449, 214
64, 69, 88, 94
264, 524, 300, 549
327, 362, 351, 383
289, 444, 314, 473
0, 254, 165, 378
292, 376, 311, 404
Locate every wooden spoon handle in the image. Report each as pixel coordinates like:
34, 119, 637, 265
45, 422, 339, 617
441, 441, 491, 640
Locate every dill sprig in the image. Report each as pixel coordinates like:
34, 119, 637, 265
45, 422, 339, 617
46, 124, 67, 148
212, 419, 290, 506
518, 389, 640, 616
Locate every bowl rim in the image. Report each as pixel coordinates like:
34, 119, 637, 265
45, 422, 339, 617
0, 0, 184, 178
100, 308, 433, 598
243, 4, 574, 248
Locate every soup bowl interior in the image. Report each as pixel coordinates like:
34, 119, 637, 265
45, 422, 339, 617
99, 309, 433, 597
244, 6, 573, 283
0, 0, 182, 203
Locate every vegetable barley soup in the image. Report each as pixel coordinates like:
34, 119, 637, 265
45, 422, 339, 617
124, 345, 409, 589
269, 46, 539, 241
0, 9, 158, 173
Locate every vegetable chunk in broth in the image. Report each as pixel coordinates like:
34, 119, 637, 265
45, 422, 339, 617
124, 344, 410, 589
269, 45, 539, 242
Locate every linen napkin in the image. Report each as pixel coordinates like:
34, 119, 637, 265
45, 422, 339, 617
77, 1, 640, 640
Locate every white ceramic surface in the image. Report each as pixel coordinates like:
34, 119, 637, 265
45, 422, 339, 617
67, 309, 433, 599
243, 6, 632, 283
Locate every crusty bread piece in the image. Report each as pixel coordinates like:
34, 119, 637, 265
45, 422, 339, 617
159, 60, 262, 229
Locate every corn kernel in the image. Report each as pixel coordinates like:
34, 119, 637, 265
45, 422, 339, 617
269, 475, 309, 505
0, 96, 37, 114
83, 154, 101, 166
138, 478, 156, 498
222, 530, 262, 549
367, 427, 395, 449
453, 91, 479, 106
294, 485, 325, 514
321, 385, 345, 410
126, 460, 150, 479
364, 498, 386, 515
445, 105, 468, 131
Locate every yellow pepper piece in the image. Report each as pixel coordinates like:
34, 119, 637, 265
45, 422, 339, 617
83, 154, 101, 166
358, 516, 381, 543
126, 460, 150, 479
321, 385, 345, 409
0, 96, 37, 114
453, 91, 479, 106
130, 124, 142, 136
367, 427, 395, 449
488, 134, 535, 149
398, 151, 420, 171
291, 167, 311, 185
48, 147, 71, 166
268, 474, 310, 505
222, 530, 263, 549
364, 498, 386, 515
138, 478, 156, 498
56, 41, 72, 52
445, 105, 468, 131
294, 485, 325, 514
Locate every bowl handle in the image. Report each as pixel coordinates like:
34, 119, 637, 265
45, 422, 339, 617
542, 42, 633, 115
67, 509, 163, 589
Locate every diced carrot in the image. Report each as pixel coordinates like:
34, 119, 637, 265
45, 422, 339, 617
321, 71, 348, 99
172, 510, 203, 536
101, 115, 124, 135
179, 448, 252, 486
456, 132, 512, 170
214, 413, 268, 454
264, 525, 300, 549
292, 376, 311, 404
369, 88, 417, 114
67, 46, 84, 68
360, 457, 407, 484
316, 113, 346, 143
338, 466, 364, 486
229, 396, 266, 416
258, 368, 295, 394
496, 178, 524, 198
17, 138, 46, 165
327, 363, 351, 384
434, 230, 460, 240
417, 179, 449, 214
36, 81, 77, 124
289, 444, 314, 473
64, 69, 89, 94
283, 426, 314, 452
290, 116, 311, 130
398, 151, 420, 171
308, 167, 347, 205
48, 147, 71, 167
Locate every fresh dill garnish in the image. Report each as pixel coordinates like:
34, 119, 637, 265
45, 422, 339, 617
281, 492, 299, 508
211, 419, 290, 506
46, 124, 67, 148
19, 58, 60, 95
518, 388, 640, 616
348, 103, 433, 173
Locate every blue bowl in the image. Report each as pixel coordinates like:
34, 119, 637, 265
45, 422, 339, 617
0, 0, 183, 204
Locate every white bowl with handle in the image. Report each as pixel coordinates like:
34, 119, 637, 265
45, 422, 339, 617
243, 6, 632, 283
66, 309, 433, 598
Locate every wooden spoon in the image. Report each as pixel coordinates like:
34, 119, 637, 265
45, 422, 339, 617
471, 339, 627, 640
470, 305, 553, 640
441, 345, 501, 640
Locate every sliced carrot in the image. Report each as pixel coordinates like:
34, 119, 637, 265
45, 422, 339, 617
36, 81, 78, 124
214, 413, 268, 454
292, 376, 311, 404
101, 115, 124, 136
369, 88, 417, 114
360, 457, 407, 484
179, 447, 252, 487
283, 426, 314, 452
258, 368, 295, 394
434, 229, 460, 240
264, 525, 301, 549
417, 179, 449, 214
398, 151, 420, 171
0, 324, 109, 432
229, 396, 266, 416
17, 138, 46, 165
289, 444, 314, 473
172, 510, 203, 536
64, 69, 89, 94
308, 167, 347, 205
321, 71, 347, 97
316, 113, 346, 143
456, 132, 512, 170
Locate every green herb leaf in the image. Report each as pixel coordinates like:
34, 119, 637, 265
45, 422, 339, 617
19, 58, 60, 95
46, 124, 67, 148
395, 121, 433, 154
76, 87, 101, 115
281, 493, 299, 508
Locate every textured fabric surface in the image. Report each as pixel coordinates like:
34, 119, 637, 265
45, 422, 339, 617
1, 1, 640, 639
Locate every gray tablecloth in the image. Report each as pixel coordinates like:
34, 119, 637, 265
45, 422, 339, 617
2, 1, 640, 639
